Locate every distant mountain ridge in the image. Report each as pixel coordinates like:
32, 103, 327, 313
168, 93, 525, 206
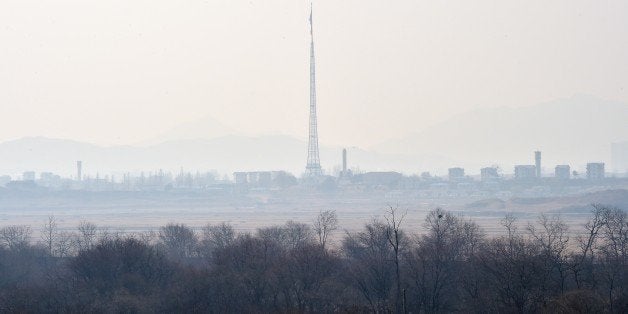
0, 135, 447, 178
2, 95, 626, 177
137, 115, 237, 146
373, 95, 628, 172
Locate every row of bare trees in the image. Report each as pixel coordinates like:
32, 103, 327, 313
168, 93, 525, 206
0, 205, 627, 312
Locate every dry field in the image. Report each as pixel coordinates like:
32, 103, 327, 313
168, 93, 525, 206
2, 189, 627, 243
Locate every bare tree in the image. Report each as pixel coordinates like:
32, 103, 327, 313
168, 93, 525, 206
158, 223, 198, 259
408, 208, 476, 313
501, 213, 520, 254
384, 206, 406, 313
210, 234, 284, 312
199, 222, 236, 258
137, 230, 157, 245
0, 225, 32, 251
597, 206, 628, 311
343, 219, 396, 312
76, 221, 97, 251
527, 213, 570, 294
54, 231, 76, 257
580, 204, 607, 259
478, 213, 552, 313
313, 210, 338, 249
527, 214, 569, 257
570, 204, 607, 289
285, 221, 315, 249
282, 243, 342, 312
258, 221, 314, 250
41, 215, 58, 255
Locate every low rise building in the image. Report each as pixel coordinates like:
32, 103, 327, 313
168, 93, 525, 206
448, 167, 465, 181
554, 165, 571, 180
514, 165, 536, 180
233, 172, 248, 185
480, 167, 499, 181
22, 171, 36, 181
360, 171, 403, 186
586, 163, 605, 180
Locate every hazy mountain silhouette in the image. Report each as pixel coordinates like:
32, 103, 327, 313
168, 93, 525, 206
4, 95, 624, 177
0, 136, 450, 177
373, 95, 628, 172
138, 115, 237, 145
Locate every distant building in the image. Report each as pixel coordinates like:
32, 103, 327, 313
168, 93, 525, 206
39, 172, 62, 188
233, 172, 248, 185
612, 141, 628, 173
514, 165, 536, 180
337, 148, 353, 178
77, 161, 83, 181
555, 165, 571, 180
586, 163, 605, 180
448, 167, 465, 181
233, 171, 276, 188
40, 172, 60, 181
6, 180, 39, 190
247, 172, 259, 184
341, 148, 348, 177
360, 172, 403, 186
480, 167, 499, 181
257, 172, 272, 187
272, 171, 297, 188
22, 171, 36, 181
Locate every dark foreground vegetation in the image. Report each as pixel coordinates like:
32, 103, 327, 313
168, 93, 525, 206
1, 205, 627, 313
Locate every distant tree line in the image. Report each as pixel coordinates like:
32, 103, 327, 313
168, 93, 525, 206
0, 205, 627, 313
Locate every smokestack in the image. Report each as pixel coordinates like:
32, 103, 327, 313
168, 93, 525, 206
342, 148, 347, 176
534, 151, 541, 178
77, 161, 82, 181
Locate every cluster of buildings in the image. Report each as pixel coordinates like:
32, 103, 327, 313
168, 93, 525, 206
0, 150, 623, 199
225, 150, 622, 199
429, 151, 607, 183
507, 151, 605, 181
0, 161, 228, 192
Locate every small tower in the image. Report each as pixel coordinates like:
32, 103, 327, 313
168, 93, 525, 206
534, 151, 541, 178
76, 161, 82, 181
342, 148, 347, 176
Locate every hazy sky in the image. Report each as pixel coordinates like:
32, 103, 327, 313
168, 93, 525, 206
1, 0, 627, 147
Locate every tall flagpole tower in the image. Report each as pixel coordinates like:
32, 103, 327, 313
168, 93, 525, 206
305, 2, 323, 176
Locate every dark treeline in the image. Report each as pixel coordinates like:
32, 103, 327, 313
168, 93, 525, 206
1, 205, 627, 313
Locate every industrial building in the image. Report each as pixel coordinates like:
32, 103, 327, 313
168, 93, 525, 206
77, 161, 82, 181
359, 172, 403, 186
514, 165, 536, 180
586, 163, 605, 180
555, 165, 571, 180
233, 171, 285, 188
480, 167, 499, 181
448, 167, 465, 181
233, 172, 248, 185
22, 171, 36, 181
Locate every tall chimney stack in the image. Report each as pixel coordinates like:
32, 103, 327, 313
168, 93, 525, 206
342, 148, 347, 177
77, 161, 82, 181
534, 151, 541, 178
